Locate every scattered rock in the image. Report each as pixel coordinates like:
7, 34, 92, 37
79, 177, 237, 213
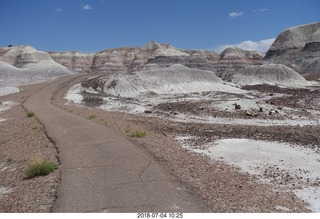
235, 104, 241, 110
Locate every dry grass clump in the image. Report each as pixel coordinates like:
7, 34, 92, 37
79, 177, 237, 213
124, 125, 147, 138
130, 129, 147, 138
25, 156, 58, 178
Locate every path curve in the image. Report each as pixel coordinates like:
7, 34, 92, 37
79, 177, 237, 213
23, 74, 209, 213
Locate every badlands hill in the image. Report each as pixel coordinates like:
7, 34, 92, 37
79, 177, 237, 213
82, 64, 241, 98
264, 22, 320, 78
1, 22, 318, 96
49, 51, 95, 72
50, 41, 264, 78
230, 64, 308, 86
0, 46, 73, 95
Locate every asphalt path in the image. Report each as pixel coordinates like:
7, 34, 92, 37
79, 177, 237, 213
23, 74, 209, 213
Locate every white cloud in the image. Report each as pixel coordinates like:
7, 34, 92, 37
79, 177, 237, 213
54, 7, 63, 12
215, 38, 276, 53
229, 11, 244, 18
254, 8, 268, 13
83, 4, 93, 10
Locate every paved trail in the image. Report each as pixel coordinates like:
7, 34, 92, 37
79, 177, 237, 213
23, 74, 209, 213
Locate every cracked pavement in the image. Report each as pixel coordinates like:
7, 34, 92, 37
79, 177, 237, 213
23, 74, 209, 213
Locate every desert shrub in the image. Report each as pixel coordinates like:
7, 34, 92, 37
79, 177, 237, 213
27, 111, 35, 117
130, 130, 147, 138
7, 156, 13, 162
26, 157, 58, 178
125, 126, 131, 133
87, 114, 96, 119
0, 139, 6, 145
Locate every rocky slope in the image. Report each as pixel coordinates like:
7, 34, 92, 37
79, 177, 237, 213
264, 22, 320, 77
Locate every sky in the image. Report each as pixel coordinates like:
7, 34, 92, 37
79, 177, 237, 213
0, 0, 319, 53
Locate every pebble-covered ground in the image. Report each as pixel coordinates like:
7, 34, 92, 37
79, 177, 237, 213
0, 82, 59, 212
53, 78, 320, 212
1, 76, 319, 212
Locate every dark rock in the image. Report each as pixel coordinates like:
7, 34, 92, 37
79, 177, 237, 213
235, 104, 241, 110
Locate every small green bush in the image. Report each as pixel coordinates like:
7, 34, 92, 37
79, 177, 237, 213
87, 114, 96, 120
7, 156, 13, 162
125, 126, 131, 133
26, 157, 58, 178
27, 112, 35, 117
130, 130, 147, 138
0, 139, 6, 145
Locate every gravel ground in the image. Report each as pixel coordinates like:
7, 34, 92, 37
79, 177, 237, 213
51, 77, 317, 212
1, 76, 318, 212
0, 82, 59, 212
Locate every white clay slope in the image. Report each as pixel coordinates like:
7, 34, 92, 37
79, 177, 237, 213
0, 45, 74, 94
231, 64, 309, 86
0, 45, 52, 67
99, 64, 242, 97
0, 60, 73, 87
